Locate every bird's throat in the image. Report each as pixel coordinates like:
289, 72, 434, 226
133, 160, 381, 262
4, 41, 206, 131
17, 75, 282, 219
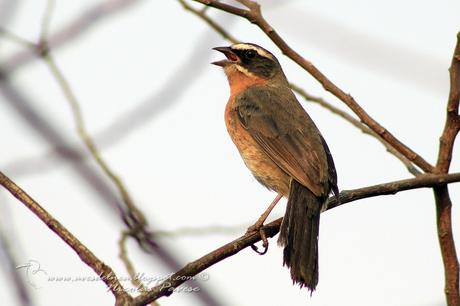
224, 65, 267, 97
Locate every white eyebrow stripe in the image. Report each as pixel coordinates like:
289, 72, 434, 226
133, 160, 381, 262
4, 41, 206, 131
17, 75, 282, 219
231, 43, 273, 59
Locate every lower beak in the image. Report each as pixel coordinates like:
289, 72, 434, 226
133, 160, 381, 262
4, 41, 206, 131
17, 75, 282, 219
212, 46, 238, 67
211, 59, 230, 67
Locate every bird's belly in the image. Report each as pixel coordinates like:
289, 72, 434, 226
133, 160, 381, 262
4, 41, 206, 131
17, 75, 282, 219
225, 107, 290, 196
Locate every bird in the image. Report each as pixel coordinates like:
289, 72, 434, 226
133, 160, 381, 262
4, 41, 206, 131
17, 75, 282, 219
212, 43, 339, 292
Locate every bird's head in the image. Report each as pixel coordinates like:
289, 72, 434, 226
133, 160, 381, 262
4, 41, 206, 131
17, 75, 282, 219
212, 43, 284, 84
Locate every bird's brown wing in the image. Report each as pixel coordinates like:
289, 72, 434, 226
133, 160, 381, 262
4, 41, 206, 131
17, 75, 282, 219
235, 85, 331, 197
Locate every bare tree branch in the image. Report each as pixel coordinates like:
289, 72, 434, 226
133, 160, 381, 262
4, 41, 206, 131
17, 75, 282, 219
132, 172, 460, 305
0, 171, 132, 304
433, 186, 459, 306
433, 32, 460, 306
436, 32, 460, 174
3, 166, 459, 306
193, 0, 435, 173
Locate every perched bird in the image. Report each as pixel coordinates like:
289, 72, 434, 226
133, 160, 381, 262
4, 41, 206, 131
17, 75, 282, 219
212, 43, 339, 292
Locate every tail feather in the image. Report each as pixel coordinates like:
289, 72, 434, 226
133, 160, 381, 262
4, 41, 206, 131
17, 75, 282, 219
278, 180, 324, 292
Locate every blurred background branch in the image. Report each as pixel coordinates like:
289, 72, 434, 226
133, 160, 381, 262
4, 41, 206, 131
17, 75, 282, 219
0, 1, 227, 305
0, 210, 34, 306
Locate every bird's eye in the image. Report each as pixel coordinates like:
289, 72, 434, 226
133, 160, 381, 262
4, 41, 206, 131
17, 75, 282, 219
244, 50, 257, 59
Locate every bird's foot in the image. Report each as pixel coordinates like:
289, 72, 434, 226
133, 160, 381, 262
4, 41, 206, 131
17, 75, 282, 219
247, 221, 269, 255
246, 194, 283, 255
246, 220, 264, 234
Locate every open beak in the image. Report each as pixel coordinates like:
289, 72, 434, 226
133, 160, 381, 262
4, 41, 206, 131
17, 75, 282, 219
212, 46, 239, 67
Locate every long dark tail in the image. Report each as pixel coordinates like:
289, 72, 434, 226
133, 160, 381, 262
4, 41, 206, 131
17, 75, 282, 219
278, 179, 324, 292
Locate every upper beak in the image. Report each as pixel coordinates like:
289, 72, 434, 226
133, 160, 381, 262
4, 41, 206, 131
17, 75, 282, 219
212, 46, 239, 67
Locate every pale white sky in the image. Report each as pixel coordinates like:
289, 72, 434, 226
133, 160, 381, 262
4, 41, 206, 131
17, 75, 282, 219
0, 1, 459, 306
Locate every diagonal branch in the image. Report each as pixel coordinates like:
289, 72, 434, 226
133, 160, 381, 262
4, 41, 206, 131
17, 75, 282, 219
0, 171, 132, 304
193, 0, 434, 173
132, 172, 460, 305
178, 0, 239, 44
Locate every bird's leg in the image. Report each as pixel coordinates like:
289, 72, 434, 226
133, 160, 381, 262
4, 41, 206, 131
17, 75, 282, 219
247, 193, 283, 232
247, 193, 283, 254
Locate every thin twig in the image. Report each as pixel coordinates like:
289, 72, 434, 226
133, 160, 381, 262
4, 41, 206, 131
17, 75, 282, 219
42, 53, 147, 230
118, 232, 160, 306
0, 29, 36, 48
132, 171, 460, 305
193, 0, 435, 173
39, 0, 55, 44
0, 171, 132, 303
119, 232, 148, 293
118, 231, 160, 306
178, 0, 239, 44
